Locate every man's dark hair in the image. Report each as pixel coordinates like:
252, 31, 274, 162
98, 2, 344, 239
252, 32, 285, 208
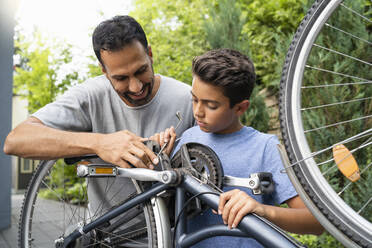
92, 15, 148, 67
192, 48, 256, 107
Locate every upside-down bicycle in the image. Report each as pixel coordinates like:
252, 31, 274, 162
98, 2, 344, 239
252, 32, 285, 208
20, 141, 305, 248
18, 0, 371, 247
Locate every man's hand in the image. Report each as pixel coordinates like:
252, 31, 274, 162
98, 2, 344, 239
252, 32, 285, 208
149, 126, 177, 156
217, 189, 265, 229
95, 130, 159, 169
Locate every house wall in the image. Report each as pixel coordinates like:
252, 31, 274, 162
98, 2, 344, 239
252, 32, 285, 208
11, 96, 33, 192
0, 0, 15, 230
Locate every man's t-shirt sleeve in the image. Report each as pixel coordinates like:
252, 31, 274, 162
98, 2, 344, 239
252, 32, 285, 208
32, 84, 92, 131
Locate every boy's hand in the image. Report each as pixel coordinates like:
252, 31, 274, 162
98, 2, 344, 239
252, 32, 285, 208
218, 189, 265, 229
149, 126, 177, 155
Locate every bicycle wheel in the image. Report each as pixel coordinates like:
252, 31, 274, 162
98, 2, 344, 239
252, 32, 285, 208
19, 159, 169, 248
279, 0, 371, 247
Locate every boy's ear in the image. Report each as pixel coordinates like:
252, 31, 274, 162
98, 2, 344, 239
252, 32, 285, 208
235, 100, 250, 116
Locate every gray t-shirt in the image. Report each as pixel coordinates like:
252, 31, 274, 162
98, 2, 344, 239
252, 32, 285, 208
33, 74, 194, 137
33, 74, 194, 214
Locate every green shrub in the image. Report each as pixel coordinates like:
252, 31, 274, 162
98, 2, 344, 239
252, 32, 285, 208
39, 160, 87, 205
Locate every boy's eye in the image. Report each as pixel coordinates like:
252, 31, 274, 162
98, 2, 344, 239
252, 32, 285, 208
207, 104, 218, 110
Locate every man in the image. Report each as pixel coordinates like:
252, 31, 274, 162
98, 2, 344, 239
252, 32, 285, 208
4, 15, 193, 167
4, 15, 194, 213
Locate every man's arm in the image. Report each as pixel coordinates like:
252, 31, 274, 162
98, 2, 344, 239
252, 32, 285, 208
218, 189, 324, 235
4, 117, 158, 169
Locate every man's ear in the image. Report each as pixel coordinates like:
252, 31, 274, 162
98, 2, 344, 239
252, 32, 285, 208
235, 100, 250, 116
148, 45, 153, 63
100, 63, 106, 74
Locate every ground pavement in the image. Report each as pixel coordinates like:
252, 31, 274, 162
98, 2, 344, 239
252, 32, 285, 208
0, 194, 23, 248
0, 194, 64, 248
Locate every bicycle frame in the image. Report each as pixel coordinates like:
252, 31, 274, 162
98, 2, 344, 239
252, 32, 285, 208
59, 168, 304, 248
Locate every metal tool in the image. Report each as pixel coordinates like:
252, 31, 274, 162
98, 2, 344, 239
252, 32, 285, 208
158, 111, 183, 155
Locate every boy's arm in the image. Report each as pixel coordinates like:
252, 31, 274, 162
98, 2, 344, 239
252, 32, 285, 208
218, 189, 324, 235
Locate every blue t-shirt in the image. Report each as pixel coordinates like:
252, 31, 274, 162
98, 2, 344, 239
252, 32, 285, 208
173, 126, 298, 248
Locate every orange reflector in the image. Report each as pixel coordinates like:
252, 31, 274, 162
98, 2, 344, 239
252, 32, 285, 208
332, 144, 360, 182
95, 167, 114, 174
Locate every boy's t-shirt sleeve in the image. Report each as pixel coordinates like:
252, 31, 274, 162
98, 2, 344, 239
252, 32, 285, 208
262, 136, 298, 204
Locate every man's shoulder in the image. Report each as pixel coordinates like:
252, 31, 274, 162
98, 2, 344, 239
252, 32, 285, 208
160, 75, 191, 91
80, 75, 109, 90
63, 75, 110, 98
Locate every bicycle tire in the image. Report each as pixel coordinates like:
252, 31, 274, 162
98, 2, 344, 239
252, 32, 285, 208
18, 159, 165, 248
279, 0, 371, 247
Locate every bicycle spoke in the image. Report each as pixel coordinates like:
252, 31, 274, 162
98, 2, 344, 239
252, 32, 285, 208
357, 196, 372, 215
324, 23, 372, 45
106, 206, 143, 232
313, 43, 372, 66
40, 179, 83, 231
41, 179, 64, 202
305, 65, 370, 82
301, 81, 372, 89
93, 226, 148, 246
282, 128, 372, 170
304, 114, 372, 133
301, 96, 372, 111
90, 177, 116, 219
340, 3, 372, 24
85, 238, 111, 248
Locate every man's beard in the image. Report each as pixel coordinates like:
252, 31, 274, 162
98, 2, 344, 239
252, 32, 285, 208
121, 77, 154, 106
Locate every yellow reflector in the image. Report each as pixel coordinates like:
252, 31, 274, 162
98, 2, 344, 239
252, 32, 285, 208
332, 144, 360, 182
95, 167, 114, 174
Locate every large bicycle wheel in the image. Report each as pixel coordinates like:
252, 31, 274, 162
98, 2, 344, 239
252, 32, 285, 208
279, 0, 371, 247
19, 159, 169, 248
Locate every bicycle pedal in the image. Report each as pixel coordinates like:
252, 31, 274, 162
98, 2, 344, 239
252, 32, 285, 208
333, 144, 360, 182
77, 164, 118, 177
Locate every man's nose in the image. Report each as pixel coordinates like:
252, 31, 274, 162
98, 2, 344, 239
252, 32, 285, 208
128, 77, 143, 93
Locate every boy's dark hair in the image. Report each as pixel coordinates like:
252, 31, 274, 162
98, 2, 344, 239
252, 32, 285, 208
92, 15, 148, 67
192, 48, 256, 107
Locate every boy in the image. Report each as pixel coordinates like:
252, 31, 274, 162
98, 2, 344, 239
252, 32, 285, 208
153, 48, 323, 247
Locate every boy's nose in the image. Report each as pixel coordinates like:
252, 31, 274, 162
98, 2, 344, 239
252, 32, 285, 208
194, 103, 205, 118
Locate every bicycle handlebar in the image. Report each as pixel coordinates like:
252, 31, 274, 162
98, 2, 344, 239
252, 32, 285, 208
181, 174, 304, 248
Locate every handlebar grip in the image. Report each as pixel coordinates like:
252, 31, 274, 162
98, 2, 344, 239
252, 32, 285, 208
64, 154, 99, 165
